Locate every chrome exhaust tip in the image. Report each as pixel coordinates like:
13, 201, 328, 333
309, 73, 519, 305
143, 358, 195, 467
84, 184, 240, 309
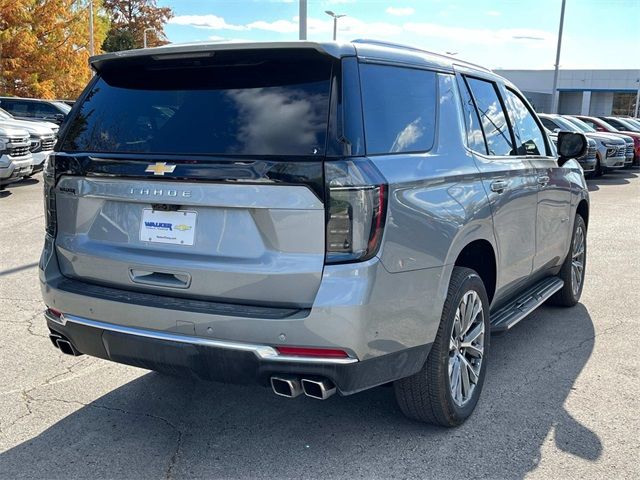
270, 376, 303, 398
49, 333, 62, 349
301, 378, 336, 400
55, 338, 80, 356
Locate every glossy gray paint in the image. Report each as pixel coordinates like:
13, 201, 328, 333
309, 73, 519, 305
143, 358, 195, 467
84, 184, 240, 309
41, 40, 589, 382
54, 177, 326, 307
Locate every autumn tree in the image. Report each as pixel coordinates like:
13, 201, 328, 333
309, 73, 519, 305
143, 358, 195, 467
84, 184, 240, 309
0, 0, 109, 99
102, 0, 172, 52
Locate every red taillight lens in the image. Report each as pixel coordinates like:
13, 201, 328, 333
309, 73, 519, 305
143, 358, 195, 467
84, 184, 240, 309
275, 346, 350, 358
325, 159, 387, 264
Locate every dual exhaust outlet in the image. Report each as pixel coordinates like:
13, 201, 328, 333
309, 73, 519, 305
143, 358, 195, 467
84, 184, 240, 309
49, 332, 81, 356
271, 375, 336, 400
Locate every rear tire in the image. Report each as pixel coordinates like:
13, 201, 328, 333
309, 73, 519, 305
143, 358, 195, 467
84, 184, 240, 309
394, 267, 490, 427
549, 214, 587, 307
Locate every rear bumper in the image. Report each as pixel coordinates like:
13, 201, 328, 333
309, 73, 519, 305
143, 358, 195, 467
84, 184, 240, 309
40, 235, 447, 393
46, 311, 428, 395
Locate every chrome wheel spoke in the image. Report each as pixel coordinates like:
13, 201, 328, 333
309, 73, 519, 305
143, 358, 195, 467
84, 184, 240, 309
462, 322, 484, 347
463, 343, 483, 358
450, 356, 462, 404
460, 354, 471, 397
459, 354, 479, 385
453, 310, 463, 339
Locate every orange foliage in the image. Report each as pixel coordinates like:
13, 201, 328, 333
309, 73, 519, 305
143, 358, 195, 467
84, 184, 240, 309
0, 0, 108, 99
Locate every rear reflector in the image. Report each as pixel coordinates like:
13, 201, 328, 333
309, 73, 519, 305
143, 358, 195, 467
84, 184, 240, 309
47, 307, 63, 318
275, 346, 350, 358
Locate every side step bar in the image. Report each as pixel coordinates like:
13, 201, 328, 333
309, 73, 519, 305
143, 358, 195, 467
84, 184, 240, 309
490, 277, 564, 333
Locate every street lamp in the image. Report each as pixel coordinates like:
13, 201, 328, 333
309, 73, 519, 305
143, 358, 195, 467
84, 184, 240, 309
88, 0, 94, 56
299, 0, 307, 40
325, 10, 346, 41
143, 27, 157, 49
550, 0, 567, 114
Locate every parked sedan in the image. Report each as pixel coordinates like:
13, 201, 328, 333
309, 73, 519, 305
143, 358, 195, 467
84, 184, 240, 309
575, 115, 637, 166
0, 97, 71, 125
540, 114, 625, 176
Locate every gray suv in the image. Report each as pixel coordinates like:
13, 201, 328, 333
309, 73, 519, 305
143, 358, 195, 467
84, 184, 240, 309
40, 41, 589, 426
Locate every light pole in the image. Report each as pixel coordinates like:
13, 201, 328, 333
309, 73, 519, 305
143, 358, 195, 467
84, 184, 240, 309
550, 0, 566, 114
299, 0, 307, 40
143, 27, 157, 49
325, 10, 346, 41
88, 0, 94, 56
634, 78, 640, 118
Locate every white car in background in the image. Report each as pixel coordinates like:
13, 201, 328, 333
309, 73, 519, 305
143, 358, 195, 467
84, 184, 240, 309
0, 124, 33, 189
0, 108, 57, 175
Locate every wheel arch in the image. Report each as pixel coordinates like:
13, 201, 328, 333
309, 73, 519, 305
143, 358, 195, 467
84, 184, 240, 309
576, 198, 589, 229
452, 239, 497, 304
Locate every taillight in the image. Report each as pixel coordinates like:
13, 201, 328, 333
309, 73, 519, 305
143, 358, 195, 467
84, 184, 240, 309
43, 154, 57, 236
324, 159, 387, 264
275, 346, 350, 358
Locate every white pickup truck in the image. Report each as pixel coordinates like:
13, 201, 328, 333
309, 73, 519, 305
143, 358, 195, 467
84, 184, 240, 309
0, 125, 33, 189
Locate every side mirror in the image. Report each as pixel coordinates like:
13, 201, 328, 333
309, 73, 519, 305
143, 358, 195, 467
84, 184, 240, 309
556, 131, 587, 165
553, 128, 561, 133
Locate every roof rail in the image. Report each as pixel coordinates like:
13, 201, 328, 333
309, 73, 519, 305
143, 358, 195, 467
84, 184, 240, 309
351, 38, 491, 72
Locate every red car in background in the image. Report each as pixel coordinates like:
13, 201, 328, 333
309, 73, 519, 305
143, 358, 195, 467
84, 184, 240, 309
575, 115, 640, 166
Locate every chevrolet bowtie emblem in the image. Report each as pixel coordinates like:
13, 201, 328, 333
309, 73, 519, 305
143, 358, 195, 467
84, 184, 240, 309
145, 162, 176, 176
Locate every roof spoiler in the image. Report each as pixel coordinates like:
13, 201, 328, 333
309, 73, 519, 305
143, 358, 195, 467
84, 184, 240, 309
89, 41, 355, 72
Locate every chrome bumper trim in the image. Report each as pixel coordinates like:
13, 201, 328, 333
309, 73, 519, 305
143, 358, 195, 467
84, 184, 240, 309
45, 311, 359, 365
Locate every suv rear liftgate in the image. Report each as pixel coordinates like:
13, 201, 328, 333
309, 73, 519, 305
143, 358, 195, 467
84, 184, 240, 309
49, 48, 337, 310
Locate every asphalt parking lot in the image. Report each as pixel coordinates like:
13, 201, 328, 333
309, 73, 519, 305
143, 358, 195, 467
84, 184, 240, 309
0, 170, 638, 480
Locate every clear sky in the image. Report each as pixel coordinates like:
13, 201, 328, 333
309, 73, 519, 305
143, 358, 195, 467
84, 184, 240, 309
158, 0, 640, 70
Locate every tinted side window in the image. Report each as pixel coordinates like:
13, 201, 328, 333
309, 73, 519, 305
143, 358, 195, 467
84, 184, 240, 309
457, 77, 488, 154
1, 100, 22, 115
33, 102, 59, 116
465, 77, 514, 156
540, 117, 558, 131
504, 89, 548, 156
360, 64, 436, 155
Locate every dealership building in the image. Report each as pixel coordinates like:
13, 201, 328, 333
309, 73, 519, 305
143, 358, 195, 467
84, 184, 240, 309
495, 69, 640, 116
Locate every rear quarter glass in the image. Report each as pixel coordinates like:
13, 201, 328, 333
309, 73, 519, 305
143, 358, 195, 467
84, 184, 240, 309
61, 50, 334, 158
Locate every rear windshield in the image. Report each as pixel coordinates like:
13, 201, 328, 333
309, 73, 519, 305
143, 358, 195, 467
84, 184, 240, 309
62, 50, 333, 157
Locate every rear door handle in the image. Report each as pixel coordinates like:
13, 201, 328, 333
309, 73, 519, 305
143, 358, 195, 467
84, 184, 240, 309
490, 180, 508, 193
537, 175, 550, 187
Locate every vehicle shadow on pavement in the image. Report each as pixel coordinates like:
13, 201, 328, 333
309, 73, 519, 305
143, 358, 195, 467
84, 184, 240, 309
6, 177, 40, 189
0, 304, 599, 479
587, 168, 638, 191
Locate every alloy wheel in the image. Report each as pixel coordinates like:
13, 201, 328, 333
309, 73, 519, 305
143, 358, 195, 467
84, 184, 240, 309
571, 225, 586, 296
448, 290, 485, 407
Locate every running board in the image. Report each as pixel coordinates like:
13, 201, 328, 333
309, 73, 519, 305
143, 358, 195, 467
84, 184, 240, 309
490, 277, 564, 333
